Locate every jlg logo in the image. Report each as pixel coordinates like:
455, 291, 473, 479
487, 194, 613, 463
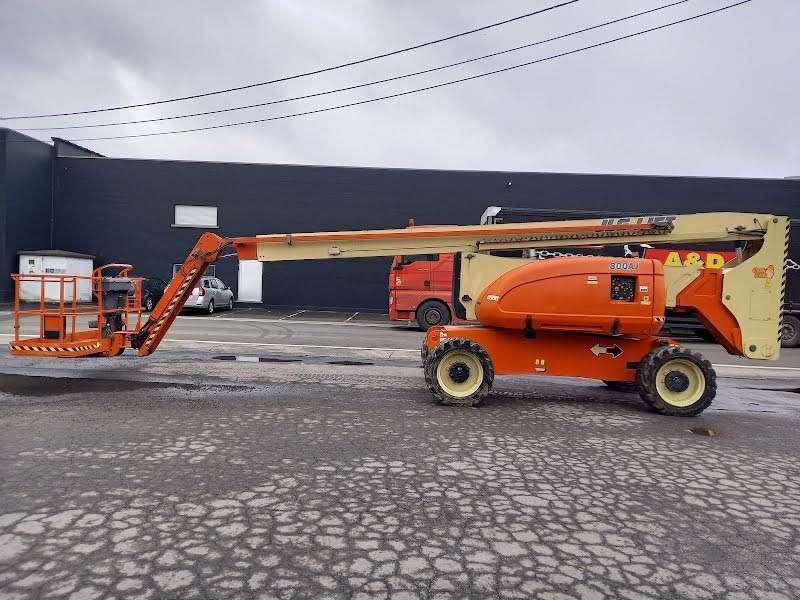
752, 265, 775, 279
601, 215, 676, 226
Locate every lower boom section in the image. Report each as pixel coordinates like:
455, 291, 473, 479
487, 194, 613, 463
422, 326, 717, 417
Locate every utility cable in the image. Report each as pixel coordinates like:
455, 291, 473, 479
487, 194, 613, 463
19, 0, 693, 132
69, 0, 753, 142
0, 0, 580, 120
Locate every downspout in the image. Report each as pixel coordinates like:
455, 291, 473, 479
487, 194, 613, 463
49, 140, 56, 249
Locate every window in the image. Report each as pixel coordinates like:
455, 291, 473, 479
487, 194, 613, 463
208, 279, 219, 289
400, 254, 440, 265
173, 205, 218, 228
173, 264, 215, 277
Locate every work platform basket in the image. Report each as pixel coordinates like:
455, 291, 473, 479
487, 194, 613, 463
9, 264, 144, 357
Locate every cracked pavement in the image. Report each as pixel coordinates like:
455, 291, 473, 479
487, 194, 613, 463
1, 317, 799, 599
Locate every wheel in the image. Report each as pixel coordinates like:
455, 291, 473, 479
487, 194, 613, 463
206, 299, 215, 315
781, 315, 800, 348
416, 300, 451, 331
227, 297, 234, 311
424, 338, 493, 407
636, 346, 716, 417
603, 380, 637, 393
420, 339, 430, 364
144, 295, 154, 312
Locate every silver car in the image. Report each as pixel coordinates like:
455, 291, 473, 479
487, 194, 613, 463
186, 276, 235, 314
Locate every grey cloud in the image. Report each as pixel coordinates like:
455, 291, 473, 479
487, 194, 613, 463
0, 0, 796, 177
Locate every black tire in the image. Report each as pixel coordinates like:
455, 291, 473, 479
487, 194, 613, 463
144, 295, 154, 312
636, 346, 716, 417
227, 297, 234, 311
603, 380, 637, 393
781, 315, 800, 348
424, 338, 493, 407
416, 300, 451, 331
420, 339, 430, 364
206, 299, 215, 315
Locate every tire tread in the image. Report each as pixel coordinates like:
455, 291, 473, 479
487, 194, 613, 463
636, 346, 716, 417
423, 338, 493, 407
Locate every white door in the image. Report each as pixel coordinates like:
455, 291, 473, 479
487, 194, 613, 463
237, 260, 263, 302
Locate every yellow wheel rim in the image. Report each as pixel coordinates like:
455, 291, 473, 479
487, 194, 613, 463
655, 359, 705, 407
436, 350, 483, 398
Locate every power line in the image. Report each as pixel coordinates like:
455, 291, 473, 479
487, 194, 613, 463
68, 0, 753, 143
1, 1, 580, 120
19, 0, 693, 132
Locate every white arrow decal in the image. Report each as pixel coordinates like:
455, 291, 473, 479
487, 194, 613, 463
590, 344, 624, 358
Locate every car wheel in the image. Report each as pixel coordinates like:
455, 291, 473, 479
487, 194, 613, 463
206, 299, 215, 315
227, 297, 234, 311
416, 300, 451, 331
144, 296, 154, 312
781, 315, 800, 348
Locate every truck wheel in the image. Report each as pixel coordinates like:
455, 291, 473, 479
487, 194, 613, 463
603, 380, 637, 393
424, 339, 493, 407
416, 300, 451, 331
636, 346, 716, 417
781, 315, 800, 348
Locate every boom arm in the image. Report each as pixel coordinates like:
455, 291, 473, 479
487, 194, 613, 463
125, 213, 788, 359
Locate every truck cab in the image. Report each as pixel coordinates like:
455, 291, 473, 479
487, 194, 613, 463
388, 253, 454, 330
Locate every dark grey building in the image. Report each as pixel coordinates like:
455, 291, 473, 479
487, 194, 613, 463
1, 127, 799, 309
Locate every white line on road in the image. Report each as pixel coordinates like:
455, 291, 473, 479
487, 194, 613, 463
281, 310, 307, 320
174, 315, 397, 328
1, 333, 797, 370
345, 312, 359, 321
713, 363, 800, 371
161, 338, 418, 353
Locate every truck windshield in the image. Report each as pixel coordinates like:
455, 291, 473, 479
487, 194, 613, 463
400, 254, 440, 265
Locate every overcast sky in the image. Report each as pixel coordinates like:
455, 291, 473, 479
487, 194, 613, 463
1, 0, 796, 177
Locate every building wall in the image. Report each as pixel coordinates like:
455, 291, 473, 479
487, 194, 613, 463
52, 155, 800, 312
0, 130, 53, 303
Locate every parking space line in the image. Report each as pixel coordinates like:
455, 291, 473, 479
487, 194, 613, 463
281, 310, 307, 320
345, 312, 359, 321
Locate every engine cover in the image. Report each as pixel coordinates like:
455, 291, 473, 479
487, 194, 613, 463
475, 256, 665, 336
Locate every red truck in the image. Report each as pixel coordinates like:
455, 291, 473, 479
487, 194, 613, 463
388, 252, 455, 330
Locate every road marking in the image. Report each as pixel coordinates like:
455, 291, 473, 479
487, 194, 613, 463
345, 312, 359, 321
281, 310, 307, 320
0, 333, 797, 369
713, 363, 800, 371
161, 338, 418, 353
174, 315, 397, 328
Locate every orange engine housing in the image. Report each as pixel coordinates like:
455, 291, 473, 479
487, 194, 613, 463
475, 256, 666, 337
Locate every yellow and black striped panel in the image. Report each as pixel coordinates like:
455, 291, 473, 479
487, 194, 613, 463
9, 341, 102, 354
778, 219, 790, 346
143, 266, 199, 351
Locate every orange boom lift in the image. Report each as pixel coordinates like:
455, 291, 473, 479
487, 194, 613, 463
9, 212, 790, 416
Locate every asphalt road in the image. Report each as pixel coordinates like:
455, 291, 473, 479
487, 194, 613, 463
1, 310, 800, 599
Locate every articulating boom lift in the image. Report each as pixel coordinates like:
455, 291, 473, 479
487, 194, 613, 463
10, 212, 790, 416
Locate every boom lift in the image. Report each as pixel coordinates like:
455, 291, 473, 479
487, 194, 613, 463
9, 212, 790, 416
